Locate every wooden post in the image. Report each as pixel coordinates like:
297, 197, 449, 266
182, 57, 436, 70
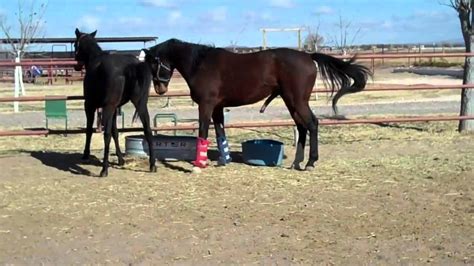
371, 47, 375, 74
260, 27, 306, 50
408, 47, 411, 66
297, 29, 302, 50
381, 44, 385, 66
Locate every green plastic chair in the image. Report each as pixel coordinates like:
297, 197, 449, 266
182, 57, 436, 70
45, 98, 68, 134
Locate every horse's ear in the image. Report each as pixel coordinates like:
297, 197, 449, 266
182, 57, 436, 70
90, 30, 97, 38
75, 28, 81, 37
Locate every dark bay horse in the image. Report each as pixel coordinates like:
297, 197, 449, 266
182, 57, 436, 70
145, 39, 371, 170
74, 28, 157, 177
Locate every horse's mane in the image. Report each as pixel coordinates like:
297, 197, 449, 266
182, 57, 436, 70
81, 35, 103, 54
154, 38, 215, 73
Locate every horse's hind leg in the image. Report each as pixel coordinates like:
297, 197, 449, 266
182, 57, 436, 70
281, 98, 307, 170
99, 106, 116, 177
282, 97, 318, 171
305, 112, 319, 170
212, 107, 231, 165
82, 102, 95, 160
295, 104, 319, 171
112, 109, 125, 166
292, 124, 308, 170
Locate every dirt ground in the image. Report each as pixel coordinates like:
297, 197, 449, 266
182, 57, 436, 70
0, 66, 472, 264
0, 122, 473, 264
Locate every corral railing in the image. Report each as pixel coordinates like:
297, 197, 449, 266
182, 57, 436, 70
0, 52, 473, 137
1, 84, 474, 103
0, 52, 471, 83
0, 59, 84, 84
2, 116, 474, 137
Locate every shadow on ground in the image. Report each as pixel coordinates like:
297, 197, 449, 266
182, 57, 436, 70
27, 149, 249, 175
28, 151, 101, 176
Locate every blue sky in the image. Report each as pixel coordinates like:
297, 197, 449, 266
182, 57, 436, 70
0, 0, 464, 50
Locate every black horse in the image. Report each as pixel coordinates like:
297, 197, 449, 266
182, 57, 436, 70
74, 28, 157, 177
144, 39, 370, 171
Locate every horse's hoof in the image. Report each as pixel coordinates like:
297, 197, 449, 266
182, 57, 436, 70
305, 165, 315, 171
192, 166, 202, 174
150, 165, 157, 173
217, 157, 231, 166
290, 163, 304, 171
99, 170, 108, 178
118, 158, 125, 166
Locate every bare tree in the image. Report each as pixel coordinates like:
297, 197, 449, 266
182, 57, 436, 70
330, 14, 361, 55
0, 0, 47, 112
304, 23, 324, 52
447, 0, 474, 131
229, 40, 238, 52
228, 20, 249, 53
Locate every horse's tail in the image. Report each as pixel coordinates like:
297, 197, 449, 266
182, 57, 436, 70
132, 111, 139, 124
311, 53, 371, 114
132, 62, 153, 124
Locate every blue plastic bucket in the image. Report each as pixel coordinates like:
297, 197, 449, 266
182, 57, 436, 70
241, 139, 284, 166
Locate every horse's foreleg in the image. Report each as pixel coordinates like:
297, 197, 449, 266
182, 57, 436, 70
212, 107, 231, 166
198, 106, 212, 140
193, 104, 213, 169
136, 105, 157, 173
112, 109, 125, 166
82, 103, 95, 160
99, 106, 115, 177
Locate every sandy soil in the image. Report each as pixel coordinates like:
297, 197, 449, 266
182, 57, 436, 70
0, 67, 472, 264
0, 123, 473, 264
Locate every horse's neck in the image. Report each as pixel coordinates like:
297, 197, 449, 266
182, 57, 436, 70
84, 45, 104, 69
170, 44, 195, 81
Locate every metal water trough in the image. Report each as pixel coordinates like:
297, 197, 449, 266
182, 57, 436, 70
125, 134, 196, 161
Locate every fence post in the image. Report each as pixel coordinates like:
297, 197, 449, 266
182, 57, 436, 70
381, 44, 385, 66
371, 47, 376, 73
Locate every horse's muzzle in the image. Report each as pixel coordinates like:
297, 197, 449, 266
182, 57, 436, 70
74, 62, 84, 71
154, 83, 168, 95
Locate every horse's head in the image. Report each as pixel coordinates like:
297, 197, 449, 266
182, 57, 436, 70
73, 28, 98, 71
143, 48, 173, 95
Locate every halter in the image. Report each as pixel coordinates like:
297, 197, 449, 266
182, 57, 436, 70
153, 56, 172, 83
75, 34, 87, 55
